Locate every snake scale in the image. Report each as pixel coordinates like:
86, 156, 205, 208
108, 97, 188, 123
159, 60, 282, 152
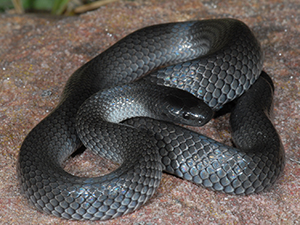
17, 18, 285, 221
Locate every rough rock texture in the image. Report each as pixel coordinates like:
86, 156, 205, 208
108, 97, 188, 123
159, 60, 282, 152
0, 0, 299, 224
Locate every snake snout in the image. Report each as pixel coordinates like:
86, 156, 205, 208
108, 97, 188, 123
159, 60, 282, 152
183, 105, 213, 126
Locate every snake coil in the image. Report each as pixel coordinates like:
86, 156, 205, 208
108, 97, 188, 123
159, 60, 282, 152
17, 18, 285, 221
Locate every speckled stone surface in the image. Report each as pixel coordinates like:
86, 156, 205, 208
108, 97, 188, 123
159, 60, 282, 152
0, 0, 299, 224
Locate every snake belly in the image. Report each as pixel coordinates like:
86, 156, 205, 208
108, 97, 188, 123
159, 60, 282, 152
17, 18, 285, 221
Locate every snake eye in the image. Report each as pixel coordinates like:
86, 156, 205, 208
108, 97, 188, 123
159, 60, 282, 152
165, 95, 184, 115
183, 112, 191, 120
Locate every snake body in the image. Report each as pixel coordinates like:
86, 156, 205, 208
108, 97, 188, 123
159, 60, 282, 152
17, 18, 285, 221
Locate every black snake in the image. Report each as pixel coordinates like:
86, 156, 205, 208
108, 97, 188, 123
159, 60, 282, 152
17, 18, 285, 221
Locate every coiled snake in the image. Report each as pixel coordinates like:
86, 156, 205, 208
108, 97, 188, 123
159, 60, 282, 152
17, 18, 285, 221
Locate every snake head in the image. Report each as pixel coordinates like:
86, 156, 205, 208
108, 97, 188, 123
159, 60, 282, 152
163, 90, 213, 126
